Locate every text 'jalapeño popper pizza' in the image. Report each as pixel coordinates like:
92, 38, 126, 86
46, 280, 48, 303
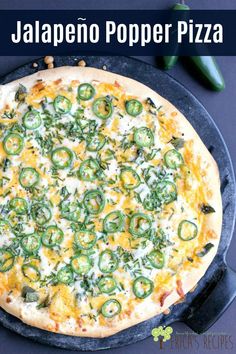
0, 67, 222, 337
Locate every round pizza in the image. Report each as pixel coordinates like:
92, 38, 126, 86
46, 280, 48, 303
0, 66, 222, 337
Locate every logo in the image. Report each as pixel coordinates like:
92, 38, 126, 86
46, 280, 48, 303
151, 327, 234, 351
152, 326, 173, 349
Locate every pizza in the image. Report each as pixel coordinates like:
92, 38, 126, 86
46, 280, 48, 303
0, 66, 222, 337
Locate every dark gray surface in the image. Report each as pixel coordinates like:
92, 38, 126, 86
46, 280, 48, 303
0, 1, 236, 354
0, 55, 235, 351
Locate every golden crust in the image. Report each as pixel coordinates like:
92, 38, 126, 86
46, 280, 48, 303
0, 66, 222, 337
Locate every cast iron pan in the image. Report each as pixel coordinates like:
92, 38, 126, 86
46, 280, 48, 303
0, 56, 235, 351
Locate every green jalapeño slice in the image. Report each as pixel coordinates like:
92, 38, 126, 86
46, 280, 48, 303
60, 201, 81, 222
22, 110, 42, 130
71, 254, 92, 275
83, 190, 105, 215
31, 203, 52, 226
134, 127, 154, 147
156, 180, 177, 205
19, 167, 40, 188
21, 233, 41, 254
51, 147, 73, 169
92, 97, 113, 120
9, 197, 28, 215
133, 276, 154, 299
22, 264, 40, 282
42, 226, 64, 248
0, 249, 15, 272
57, 266, 73, 284
53, 95, 72, 114
125, 99, 143, 116
77, 83, 95, 101
3, 133, 24, 155
103, 211, 124, 233
164, 149, 184, 169
86, 133, 106, 152
120, 167, 141, 190
147, 250, 165, 269
74, 230, 97, 250
98, 276, 117, 294
101, 299, 121, 318
98, 250, 119, 273
0, 220, 12, 238
129, 213, 152, 237
78, 158, 100, 181
178, 220, 198, 241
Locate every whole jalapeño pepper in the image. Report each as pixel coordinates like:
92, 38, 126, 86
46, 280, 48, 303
163, 2, 190, 70
189, 56, 225, 91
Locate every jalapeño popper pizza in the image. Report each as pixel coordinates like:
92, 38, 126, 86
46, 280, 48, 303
0, 67, 222, 337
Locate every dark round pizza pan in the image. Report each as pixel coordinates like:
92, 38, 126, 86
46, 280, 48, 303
0, 56, 235, 351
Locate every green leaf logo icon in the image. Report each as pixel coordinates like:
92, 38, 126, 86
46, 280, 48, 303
151, 325, 173, 342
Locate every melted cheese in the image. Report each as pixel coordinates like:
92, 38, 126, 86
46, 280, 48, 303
0, 76, 214, 326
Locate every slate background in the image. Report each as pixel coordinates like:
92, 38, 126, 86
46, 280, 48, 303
0, 1, 235, 354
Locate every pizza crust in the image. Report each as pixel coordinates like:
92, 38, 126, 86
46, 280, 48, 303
0, 66, 222, 337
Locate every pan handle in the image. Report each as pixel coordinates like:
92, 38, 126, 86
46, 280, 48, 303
184, 265, 236, 334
